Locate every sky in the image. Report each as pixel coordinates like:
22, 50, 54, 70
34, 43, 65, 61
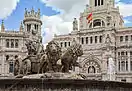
0, 0, 132, 44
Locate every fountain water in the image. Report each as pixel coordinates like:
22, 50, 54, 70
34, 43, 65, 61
107, 57, 116, 81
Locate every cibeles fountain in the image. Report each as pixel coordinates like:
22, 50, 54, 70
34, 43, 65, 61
1, 39, 132, 91
14, 38, 84, 79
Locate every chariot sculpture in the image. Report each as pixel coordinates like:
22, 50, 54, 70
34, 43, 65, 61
14, 38, 83, 78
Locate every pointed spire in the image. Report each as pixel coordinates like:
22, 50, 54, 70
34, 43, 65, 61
1, 20, 5, 32
19, 21, 23, 32
24, 8, 28, 17
31, 7, 34, 15
38, 8, 40, 18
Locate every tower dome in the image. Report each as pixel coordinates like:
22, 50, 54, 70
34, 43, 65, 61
23, 7, 42, 41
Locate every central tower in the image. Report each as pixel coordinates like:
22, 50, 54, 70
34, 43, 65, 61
79, 0, 123, 30
89, 0, 114, 8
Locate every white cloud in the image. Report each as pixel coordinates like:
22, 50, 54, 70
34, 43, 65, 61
0, 0, 19, 19
124, 19, 131, 24
41, 0, 88, 44
115, 0, 120, 3
116, 2, 132, 17
41, 15, 72, 44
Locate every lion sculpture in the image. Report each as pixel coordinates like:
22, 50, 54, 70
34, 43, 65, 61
38, 40, 83, 73
60, 41, 83, 73
38, 40, 62, 73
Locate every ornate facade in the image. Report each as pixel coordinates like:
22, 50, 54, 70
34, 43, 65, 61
0, 8, 42, 76
53, 0, 132, 82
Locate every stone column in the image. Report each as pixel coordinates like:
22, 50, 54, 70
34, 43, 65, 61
116, 53, 119, 72
128, 51, 130, 72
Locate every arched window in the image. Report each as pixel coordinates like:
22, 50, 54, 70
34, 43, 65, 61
121, 51, 124, 56
15, 55, 18, 59
15, 39, 18, 48
88, 66, 96, 73
93, 19, 101, 27
6, 55, 9, 61
27, 24, 31, 32
93, 19, 105, 28
9, 61, 14, 73
120, 36, 123, 42
125, 36, 128, 41
11, 39, 14, 48
6, 39, 9, 48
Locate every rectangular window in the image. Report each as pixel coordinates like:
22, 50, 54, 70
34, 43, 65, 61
95, 0, 97, 6
120, 36, 123, 42
27, 24, 31, 32
101, 0, 103, 5
126, 61, 128, 71
60, 42, 63, 47
95, 36, 97, 43
125, 36, 128, 41
64, 42, 67, 47
81, 38, 84, 44
130, 51, 132, 56
90, 37, 93, 44
118, 61, 120, 71
98, 0, 100, 6
68, 42, 70, 46
121, 79, 126, 82
121, 51, 124, 55
118, 52, 120, 56
86, 37, 88, 44
126, 52, 128, 55
99, 36, 102, 43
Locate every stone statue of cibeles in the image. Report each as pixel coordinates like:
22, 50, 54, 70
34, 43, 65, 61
73, 18, 78, 31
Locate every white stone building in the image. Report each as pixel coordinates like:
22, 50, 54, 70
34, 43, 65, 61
0, 8, 42, 76
53, 0, 132, 82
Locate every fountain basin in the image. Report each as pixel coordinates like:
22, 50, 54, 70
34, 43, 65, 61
0, 78, 132, 91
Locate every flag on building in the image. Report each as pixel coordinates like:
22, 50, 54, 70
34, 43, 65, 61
86, 13, 92, 23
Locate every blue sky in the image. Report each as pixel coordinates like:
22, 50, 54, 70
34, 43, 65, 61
0, 0, 132, 44
0, 0, 60, 30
